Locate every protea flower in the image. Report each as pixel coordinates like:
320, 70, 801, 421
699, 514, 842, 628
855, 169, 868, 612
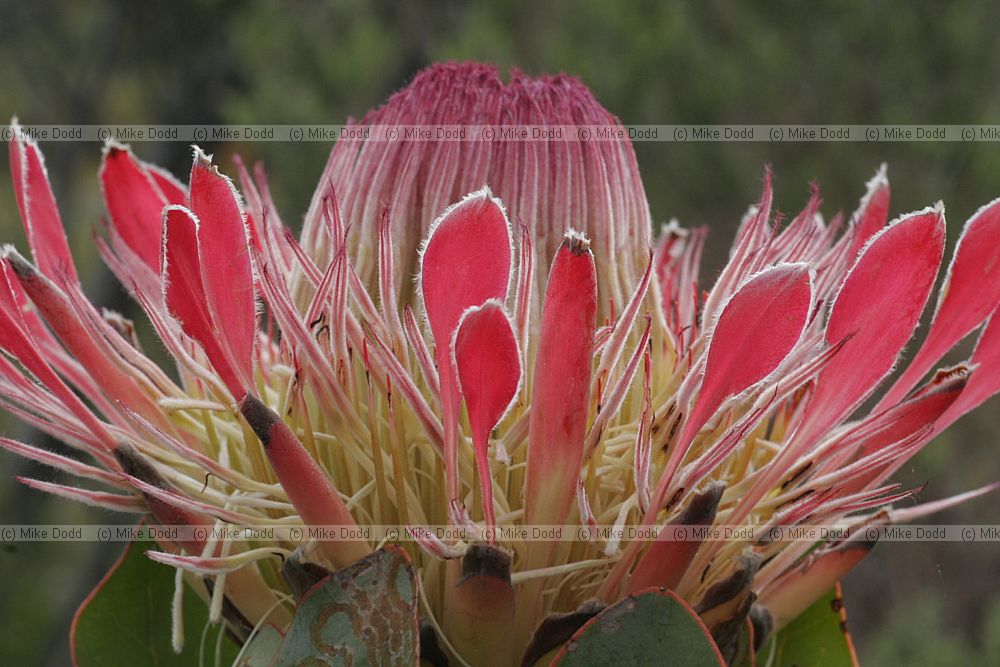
3, 62, 999, 666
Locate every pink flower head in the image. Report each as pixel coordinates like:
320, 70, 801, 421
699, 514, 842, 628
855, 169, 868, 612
2, 65, 1000, 664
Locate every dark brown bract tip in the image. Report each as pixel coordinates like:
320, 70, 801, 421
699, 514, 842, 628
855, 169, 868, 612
113, 442, 167, 489
3, 248, 36, 278
521, 599, 606, 667
694, 551, 762, 614
460, 544, 512, 585
676, 480, 726, 526
281, 549, 333, 602
749, 604, 774, 650
562, 231, 592, 256
239, 394, 278, 446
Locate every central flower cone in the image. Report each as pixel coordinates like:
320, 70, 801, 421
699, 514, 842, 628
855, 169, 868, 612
2, 62, 999, 666
306, 62, 653, 320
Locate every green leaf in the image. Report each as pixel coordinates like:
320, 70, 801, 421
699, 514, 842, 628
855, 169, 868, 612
71, 537, 240, 667
764, 584, 859, 667
554, 588, 725, 666
275, 545, 419, 666
236, 624, 284, 666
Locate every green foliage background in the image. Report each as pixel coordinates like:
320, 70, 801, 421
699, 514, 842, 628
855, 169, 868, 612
1, 1, 999, 664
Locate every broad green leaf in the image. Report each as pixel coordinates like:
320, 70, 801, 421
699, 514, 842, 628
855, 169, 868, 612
236, 624, 284, 666
764, 584, 858, 667
275, 545, 419, 666
554, 588, 725, 666
71, 537, 240, 666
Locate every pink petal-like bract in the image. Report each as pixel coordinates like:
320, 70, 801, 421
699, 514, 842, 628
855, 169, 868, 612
524, 233, 598, 528
100, 144, 184, 270
649, 263, 813, 515
682, 263, 813, 448
421, 189, 512, 353
189, 149, 256, 393
0, 263, 117, 457
862, 368, 966, 460
420, 188, 512, 497
760, 536, 875, 630
161, 205, 244, 398
9, 126, 77, 282
937, 310, 1000, 432
454, 300, 521, 534
239, 395, 369, 568
0, 257, 60, 351
6, 250, 171, 432
802, 207, 945, 444
880, 197, 1000, 408
860, 370, 968, 455
844, 368, 968, 491
148, 163, 187, 204
847, 166, 890, 257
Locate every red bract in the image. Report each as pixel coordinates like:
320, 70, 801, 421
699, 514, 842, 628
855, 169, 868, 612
420, 189, 513, 351
100, 144, 185, 270
681, 264, 813, 455
938, 312, 1000, 432
804, 207, 945, 445
188, 149, 257, 392
880, 197, 1000, 408
524, 232, 598, 531
454, 299, 522, 536
420, 188, 512, 499
9, 121, 77, 282
847, 165, 891, 257
2, 63, 999, 665
162, 205, 245, 398
159, 150, 257, 400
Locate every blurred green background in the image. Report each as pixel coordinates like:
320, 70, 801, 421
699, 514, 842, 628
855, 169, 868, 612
2, 1, 999, 664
